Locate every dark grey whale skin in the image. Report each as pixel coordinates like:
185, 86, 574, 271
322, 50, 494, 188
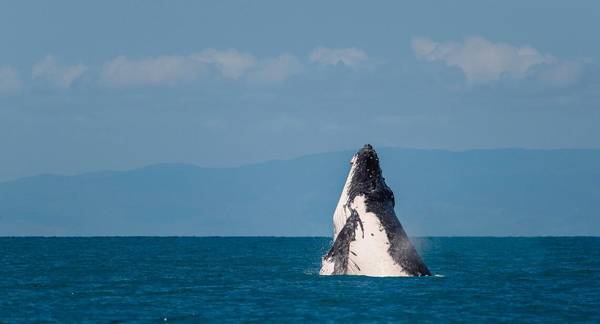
324, 144, 431, 276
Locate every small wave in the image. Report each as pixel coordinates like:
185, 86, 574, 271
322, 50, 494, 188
434, 274, 445, 278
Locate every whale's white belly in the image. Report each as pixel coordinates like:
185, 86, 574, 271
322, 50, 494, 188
346, 196, 408, 277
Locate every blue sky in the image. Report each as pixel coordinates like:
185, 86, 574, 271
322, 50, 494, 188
1, 0, 600, 181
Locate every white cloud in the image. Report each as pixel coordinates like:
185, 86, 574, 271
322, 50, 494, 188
193, 49, 256, 79
100, 49, 257, 87
100, 50, 300, 87
411, 36, 557, 84
32, 55, 87, 89
249, 54, 303, 84
0, 67, 22, 94
309, 47, 370, 68
100, 55, 203, 87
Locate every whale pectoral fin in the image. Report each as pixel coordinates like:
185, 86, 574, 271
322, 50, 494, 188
323, 211, 361, 275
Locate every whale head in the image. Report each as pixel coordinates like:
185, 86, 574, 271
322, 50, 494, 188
347, 144, 395, 210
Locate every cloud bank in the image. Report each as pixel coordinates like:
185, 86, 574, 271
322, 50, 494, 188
100, 55, 203, 87
411, 36, 582, 85
100, 49, 308, 87
2, 47, 375, 91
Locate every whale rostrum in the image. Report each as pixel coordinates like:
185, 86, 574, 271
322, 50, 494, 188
320, 144, 431, 277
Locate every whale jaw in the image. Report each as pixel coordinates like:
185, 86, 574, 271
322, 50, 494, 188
320, 144, 431, 277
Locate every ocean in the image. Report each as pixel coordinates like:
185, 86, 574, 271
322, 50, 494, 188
1, 237, 599, 322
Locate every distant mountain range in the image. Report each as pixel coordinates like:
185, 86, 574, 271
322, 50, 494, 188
1, 148, 600, 236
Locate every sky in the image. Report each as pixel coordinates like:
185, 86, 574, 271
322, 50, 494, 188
1, 0, 600, 182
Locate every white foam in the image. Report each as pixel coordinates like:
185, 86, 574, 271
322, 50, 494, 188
319, 257, 335, 275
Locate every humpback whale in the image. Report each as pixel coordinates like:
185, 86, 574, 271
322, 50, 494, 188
320, 144, 431, 277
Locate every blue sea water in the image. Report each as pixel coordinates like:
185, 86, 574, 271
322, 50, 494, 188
1, 237, 599, 322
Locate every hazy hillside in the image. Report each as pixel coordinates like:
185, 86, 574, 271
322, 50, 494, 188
1, 148, 600, 236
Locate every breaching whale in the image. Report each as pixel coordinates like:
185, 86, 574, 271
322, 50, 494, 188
320, 144, 431, 277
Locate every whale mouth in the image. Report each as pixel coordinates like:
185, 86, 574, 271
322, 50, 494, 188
352, 144, 380, 173
352, 144, 375, 163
